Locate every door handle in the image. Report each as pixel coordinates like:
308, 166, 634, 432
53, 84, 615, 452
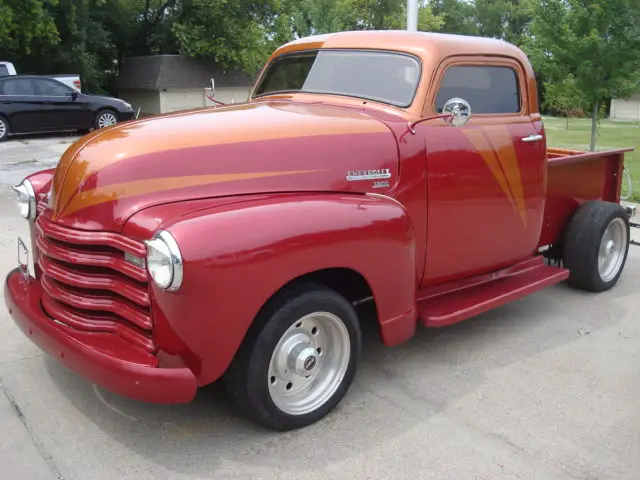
522, 134, 544, 143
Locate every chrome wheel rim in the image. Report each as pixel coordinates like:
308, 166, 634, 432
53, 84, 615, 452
97, 112, 117, 128
598, 217, 627, 282
0, 119, 6, 138
268, 312, 351, 416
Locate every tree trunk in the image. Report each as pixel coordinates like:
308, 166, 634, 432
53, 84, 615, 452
590, 100, 599, 152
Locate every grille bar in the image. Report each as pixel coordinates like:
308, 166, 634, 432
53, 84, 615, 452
41, 295, 155, 352
42, 275, 152, 331
36, 215, 146, 256
37, 234, 147, 282
38, 254, 150, 307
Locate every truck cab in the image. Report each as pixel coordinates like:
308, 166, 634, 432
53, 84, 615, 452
4, 31, 633, 431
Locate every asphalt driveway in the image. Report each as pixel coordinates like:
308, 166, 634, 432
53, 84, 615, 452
1, 137, 639, 480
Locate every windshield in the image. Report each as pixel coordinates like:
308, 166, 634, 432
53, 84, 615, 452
253, 50, 421, 108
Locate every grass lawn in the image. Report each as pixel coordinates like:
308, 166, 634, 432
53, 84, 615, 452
543, 116, 640, 201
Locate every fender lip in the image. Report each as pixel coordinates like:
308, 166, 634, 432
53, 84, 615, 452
4, 268, 197, 404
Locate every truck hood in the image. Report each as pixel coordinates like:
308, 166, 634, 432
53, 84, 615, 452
48, 101, 400, 232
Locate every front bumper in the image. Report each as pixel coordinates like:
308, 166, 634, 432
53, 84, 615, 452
4, 268, 197, 404
118, 111, 136, 122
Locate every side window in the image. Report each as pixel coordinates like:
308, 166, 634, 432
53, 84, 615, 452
0, 65, 9, 77
2, 78, 37, 96
35, 78, 72, 96
435, 65, 521, 114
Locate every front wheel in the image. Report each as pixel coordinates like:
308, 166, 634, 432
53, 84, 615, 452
95, 110, 118, 129
562, 201, 630, 292
224, 284, 362, 431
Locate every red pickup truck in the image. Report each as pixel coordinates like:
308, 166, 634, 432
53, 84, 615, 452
4, 31, 635, 431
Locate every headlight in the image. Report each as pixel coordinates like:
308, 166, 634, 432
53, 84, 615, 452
144, 230, 183, 291
12, 180, 36, 221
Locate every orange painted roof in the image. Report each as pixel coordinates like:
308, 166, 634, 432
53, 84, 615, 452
272, 30, 527, 64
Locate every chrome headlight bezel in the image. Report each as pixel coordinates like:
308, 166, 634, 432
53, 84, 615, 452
144, 230, 183, 292
12, 180, 36, 221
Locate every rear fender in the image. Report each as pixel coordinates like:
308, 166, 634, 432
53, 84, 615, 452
151, 193, 418, 386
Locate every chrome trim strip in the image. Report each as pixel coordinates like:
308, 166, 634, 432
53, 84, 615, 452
522, 134, 544, 143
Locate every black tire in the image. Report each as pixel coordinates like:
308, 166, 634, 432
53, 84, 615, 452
0, 115, 9, 142
94, 109, 118, 130
223, 283, 362, 431
562, 200, 630, 292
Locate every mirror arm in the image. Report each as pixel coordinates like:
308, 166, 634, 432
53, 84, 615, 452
408, 113, 453, 134
398, 113, 453, 143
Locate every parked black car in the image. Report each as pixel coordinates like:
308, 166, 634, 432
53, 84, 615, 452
0, 75, 136, 141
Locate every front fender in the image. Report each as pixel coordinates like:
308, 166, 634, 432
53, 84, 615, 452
148, 193, 418, 386
25, 168, 56, 198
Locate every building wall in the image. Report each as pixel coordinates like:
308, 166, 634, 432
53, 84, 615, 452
610, 94, 640, 121
160, 89, 207, 113
204, 87, 251, 106
160, 87, 251, 113
120, 87, 252, 116
119, 91, 161, 116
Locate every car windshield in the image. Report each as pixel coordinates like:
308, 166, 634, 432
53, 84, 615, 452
253, 50, 421, 108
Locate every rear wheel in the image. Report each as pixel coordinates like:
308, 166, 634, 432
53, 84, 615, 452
0, 116, 9, 141
562, 201, 630, 292
224, 284, 362, 431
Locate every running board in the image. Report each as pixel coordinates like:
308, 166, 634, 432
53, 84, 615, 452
417, 256, 569, 328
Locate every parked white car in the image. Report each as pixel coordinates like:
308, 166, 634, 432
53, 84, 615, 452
0, 62, 17, 77
0, 61, 81, 92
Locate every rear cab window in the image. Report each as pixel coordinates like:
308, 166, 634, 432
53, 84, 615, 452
434, 64, 522, 115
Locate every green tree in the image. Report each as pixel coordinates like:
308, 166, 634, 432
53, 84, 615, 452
429, 0, 478, 36
527, 0, 640, 151
473, 0, 535, 46
543, 75, 584, 130
0, 0, 59, 58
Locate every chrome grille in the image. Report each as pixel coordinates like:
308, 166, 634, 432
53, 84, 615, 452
35, 215, 154, 352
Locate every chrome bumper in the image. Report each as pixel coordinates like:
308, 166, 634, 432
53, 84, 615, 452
624, 205, 636, 219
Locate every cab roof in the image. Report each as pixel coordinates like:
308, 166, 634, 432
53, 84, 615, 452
272, 30, 529, 66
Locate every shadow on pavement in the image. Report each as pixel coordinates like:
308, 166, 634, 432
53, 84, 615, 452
41, 266, 636, 476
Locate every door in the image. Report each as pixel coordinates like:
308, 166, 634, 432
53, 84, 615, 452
0, 77, 44, 133
422, 57, 547, 285
32, 77, 87, 130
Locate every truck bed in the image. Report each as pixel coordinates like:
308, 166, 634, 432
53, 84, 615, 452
538, 146, 634, 247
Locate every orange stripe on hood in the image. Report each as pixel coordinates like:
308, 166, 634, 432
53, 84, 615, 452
53, 102, 389, 217
59, 170, 321, 218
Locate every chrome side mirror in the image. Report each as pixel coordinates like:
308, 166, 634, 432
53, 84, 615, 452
443, 98, 471, 127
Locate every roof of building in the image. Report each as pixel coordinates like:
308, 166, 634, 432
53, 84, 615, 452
115, 55, 253, 91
